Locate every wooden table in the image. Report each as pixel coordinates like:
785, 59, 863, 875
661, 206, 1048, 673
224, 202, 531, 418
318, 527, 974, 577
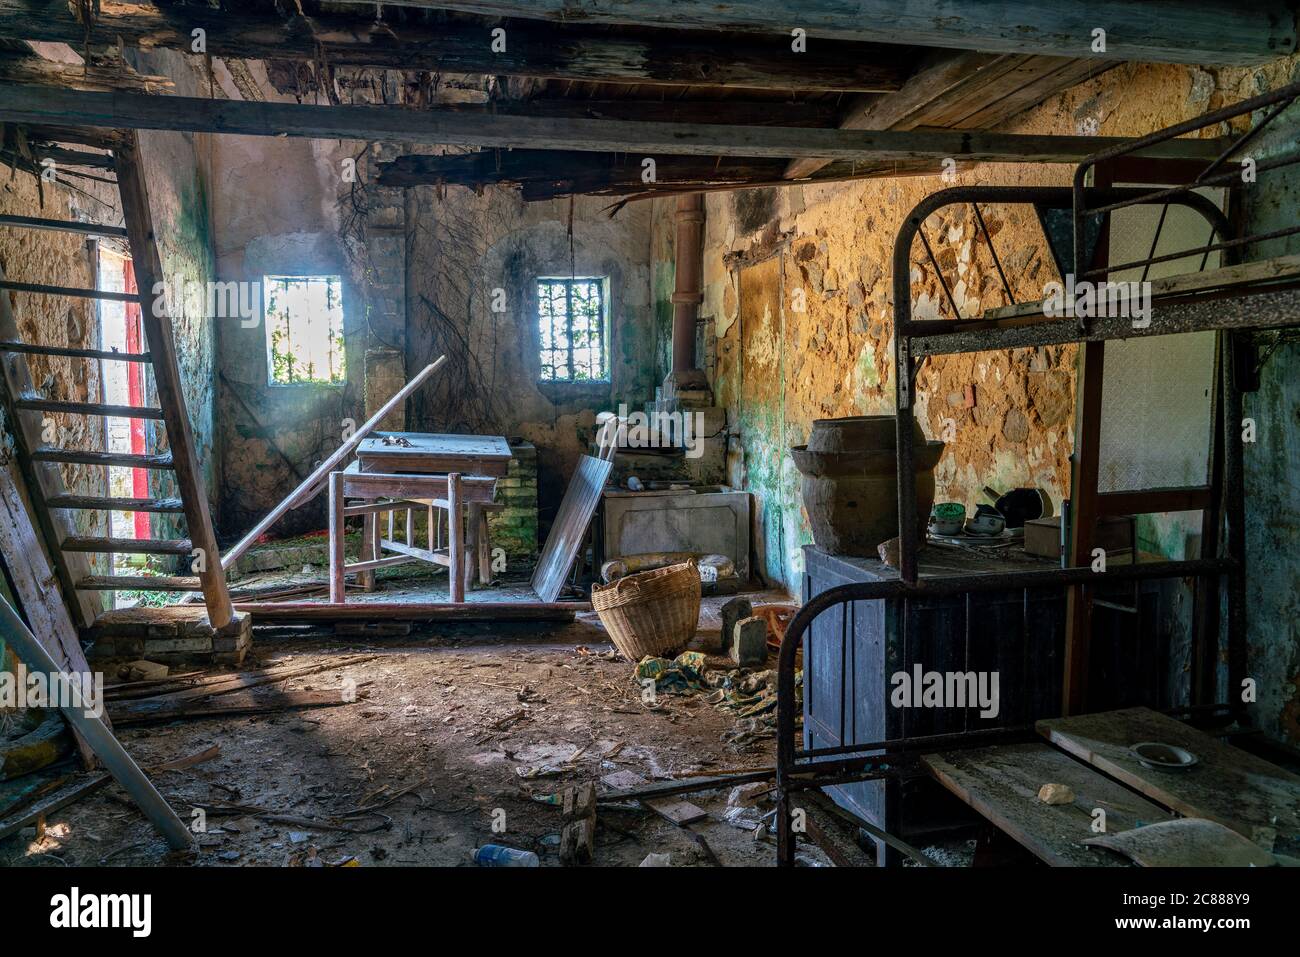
357, 432, 512, 477
329, 433, 512, 603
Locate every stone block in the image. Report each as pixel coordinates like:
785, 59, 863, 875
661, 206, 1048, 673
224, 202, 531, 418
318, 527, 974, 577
719, 596, 752, 655
731, 615, 768, 668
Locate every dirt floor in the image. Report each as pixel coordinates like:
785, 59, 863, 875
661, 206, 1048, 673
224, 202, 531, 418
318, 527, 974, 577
2, 591, 839, 868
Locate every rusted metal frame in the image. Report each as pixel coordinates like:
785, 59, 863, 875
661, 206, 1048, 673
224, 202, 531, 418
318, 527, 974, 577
971, 202, 1014, 305
892, 186, 1226, 587
1073, 77, 1300, 179
917, 226, 962, 319
1083, 222, 1300, 280
896, 187, 1227, 340
1138, 202, 1171, 284
910, 284, 1300, 354
1081, 153, 1300, 218
774, 557, 1232, 865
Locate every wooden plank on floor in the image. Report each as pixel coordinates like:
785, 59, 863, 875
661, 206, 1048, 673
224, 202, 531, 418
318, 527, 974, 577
923, 742, 1173, 866
234, 600, 586, 622
1036, 707, 1300, 848
0, 459, 99, 766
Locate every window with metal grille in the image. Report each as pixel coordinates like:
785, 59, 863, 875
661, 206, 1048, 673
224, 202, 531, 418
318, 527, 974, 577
537, 277, 609, 382
264, 275, 346, 385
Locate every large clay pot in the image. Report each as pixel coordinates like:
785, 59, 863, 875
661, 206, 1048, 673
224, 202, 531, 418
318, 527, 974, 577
790, 415, 944, 556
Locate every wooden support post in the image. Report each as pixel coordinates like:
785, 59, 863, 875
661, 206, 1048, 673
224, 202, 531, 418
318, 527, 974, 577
448, 473, 464, 603
114, 133, 233, 629
329, 472, 345, 604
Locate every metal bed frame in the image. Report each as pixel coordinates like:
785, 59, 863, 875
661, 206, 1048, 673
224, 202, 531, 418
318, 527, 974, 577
775, 78, 1300, 867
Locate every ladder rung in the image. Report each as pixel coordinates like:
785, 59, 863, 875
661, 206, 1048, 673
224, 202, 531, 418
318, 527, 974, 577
0, 280, 137, 303
46, 494, 184, 513
61, 536, 193, 555
0, 341, 151, 362
16, 397, 164, 419
76, 575, 200, 591
0, 215, 129, 238
32, 448, 174, 469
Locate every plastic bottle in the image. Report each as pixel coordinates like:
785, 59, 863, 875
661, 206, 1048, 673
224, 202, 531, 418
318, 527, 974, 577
472, 844, 540, 867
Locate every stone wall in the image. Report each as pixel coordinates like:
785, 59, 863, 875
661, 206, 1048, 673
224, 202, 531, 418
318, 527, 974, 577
651, 57, 1300, 745
662, 61, 1284, 591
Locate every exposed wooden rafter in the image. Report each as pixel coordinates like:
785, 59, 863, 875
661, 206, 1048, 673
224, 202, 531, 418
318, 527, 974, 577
376, 148, 939, 200
0, 0, 911, 93
785, 50, 1120, 179
365, 0, 1295, 65
0, 84, 1230, 166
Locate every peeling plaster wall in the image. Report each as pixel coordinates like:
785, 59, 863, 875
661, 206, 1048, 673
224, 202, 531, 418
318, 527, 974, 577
211, 133, 368, 540
405, 186, 653, 531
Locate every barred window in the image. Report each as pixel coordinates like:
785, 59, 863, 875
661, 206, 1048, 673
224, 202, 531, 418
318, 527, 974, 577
537, 277, 608, 382
264, 275, 345, 385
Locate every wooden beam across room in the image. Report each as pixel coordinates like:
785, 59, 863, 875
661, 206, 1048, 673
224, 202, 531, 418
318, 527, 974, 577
368, 0, 1295, 65
377, 148, 939, 199
0, 84, 1230, 165
0, 0, 909, 93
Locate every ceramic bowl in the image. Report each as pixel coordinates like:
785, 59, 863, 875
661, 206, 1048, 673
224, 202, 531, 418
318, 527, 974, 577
928, 502, 966, 536
966, 508, 1005, 536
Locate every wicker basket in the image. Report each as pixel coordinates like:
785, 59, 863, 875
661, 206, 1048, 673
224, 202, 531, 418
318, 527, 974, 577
591, 560, 702, 661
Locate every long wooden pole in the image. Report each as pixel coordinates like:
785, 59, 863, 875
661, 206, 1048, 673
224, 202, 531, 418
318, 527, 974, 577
0, 593, 193, 850
221, 356, 446, 570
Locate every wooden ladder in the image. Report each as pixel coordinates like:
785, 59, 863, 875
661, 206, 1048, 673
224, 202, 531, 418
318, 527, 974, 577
0, 129, 233, 630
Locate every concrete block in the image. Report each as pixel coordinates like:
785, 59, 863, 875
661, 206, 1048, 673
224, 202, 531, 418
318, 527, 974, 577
731, 615, 767, 668
719, 597, 752, 655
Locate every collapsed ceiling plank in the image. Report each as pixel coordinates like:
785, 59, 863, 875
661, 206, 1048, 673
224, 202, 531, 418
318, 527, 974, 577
0, 83, 1230, 165
785, 51, 1119, 179
366, 0, 1295, 65
0, 0, 910, 93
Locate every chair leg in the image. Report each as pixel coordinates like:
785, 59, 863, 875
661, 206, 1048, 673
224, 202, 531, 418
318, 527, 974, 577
465, 502, 479, 593
448, 473, 464, 603
359, 511, 376, 592
329, 472, 346, 604
476, 507, 492, 585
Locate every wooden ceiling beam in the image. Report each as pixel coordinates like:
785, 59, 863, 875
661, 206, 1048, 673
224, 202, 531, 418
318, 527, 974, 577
0, 83, 1230, 165
376, 148, 934, 200
369, 0, 1295, 65
785, 51, 1120, 180
0, 0, 910, 93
